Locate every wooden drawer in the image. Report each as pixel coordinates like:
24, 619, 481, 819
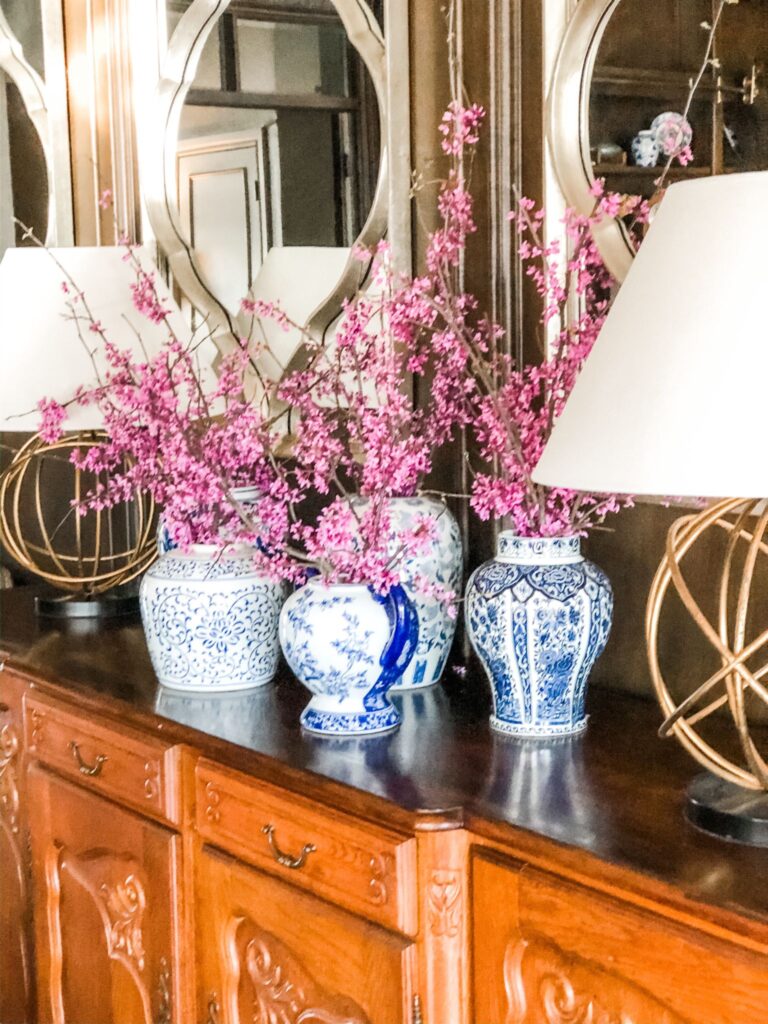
473, 850, 768, 1024
195, 759, 418, 935
24, 690, 178, 825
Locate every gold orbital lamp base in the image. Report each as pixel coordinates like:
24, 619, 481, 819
0, 432, 156, 617
647, 497, 768, 846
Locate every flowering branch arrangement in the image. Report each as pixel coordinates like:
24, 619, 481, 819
370, 103, 640, 537
35, 240, 293, 569
36, 89, 645, 596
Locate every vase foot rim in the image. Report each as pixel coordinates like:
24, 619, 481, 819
300, 704, 401, 736
390, 678, 441, 691
157, 677, 276, 693
490, 715, 588, 738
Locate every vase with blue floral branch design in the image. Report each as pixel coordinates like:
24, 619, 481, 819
465, 532, 612, 737
279, 580, 418, 735
140, 543, 284, 691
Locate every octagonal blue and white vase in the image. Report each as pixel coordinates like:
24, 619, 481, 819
465, 532, 613, 737
279, 580, 418, 736
140, 543, 284, 692
354, 497, 463, 690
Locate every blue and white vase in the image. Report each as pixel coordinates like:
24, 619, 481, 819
630, 129, 660, 167
140, 543, 284, 692
279, 581, 418, 736
465, 532, 612, 737
386, 497, 463, 690
157, 485, 263, 554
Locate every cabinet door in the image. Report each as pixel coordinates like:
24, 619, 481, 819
196, 845, 415, 1024
0, 669, 34, 1024
28, 765, 181, 1024
473, 850, 768, 1024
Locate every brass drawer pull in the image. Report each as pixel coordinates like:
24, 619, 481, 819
69, 740, 108, 777
261, 824, 316, 869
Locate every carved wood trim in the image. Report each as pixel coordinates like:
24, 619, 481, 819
367, 851, 392, 906
144, 760, 160, 802
30, 707, 46, 749
45, 843, 154, 1024
155, 956, 172, 1024
427, 870, 462, 938
0, 719, 20, 834
504, 933, 691, 1024
223, 912, 370, 1023
205, 780, 222, 823
0, 715, 32, 1011
416, 829, 470, 1024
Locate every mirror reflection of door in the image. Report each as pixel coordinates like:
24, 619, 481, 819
168, 0, 381, 317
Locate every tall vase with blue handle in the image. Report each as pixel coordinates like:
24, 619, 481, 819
465, 532, 612, 737
279, 581, 418, 735
140, 543, 284, 691
358, 497, 462, 690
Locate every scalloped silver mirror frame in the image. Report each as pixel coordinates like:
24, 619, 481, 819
0, 6, 57, 246
547, 0, 635, 282
144, 0, 394, 361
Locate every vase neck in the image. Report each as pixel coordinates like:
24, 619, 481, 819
496, 531, 583, 565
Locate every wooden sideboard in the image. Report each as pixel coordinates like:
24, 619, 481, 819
1, 587, 768, 1024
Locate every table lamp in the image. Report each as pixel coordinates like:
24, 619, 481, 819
0, 246, 194, 617
533, 170, 768, 845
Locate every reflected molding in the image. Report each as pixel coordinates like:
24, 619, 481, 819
0, 6, 55, 244
145, 0, 391, 365
547, 0, 634, 282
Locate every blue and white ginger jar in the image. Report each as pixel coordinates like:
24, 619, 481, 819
279, 581, 418, 735
385, 497, 462, 690
157, 485, 264, 554
465, 532, 612, 737
140, 543, 284, 692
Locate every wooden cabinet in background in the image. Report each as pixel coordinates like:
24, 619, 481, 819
195, 846, 415, 1024
0, 667, 34, 1024
472, 849, 768, 1024
28, 766, 181, 1024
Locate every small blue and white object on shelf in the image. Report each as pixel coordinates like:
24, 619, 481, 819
465, 532, 612, 737
630, 129, 660, 168
279, 580, 418, 736
385, 497, 463, 690
140, 543, 284, 692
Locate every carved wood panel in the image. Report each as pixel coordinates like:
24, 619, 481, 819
226, 914, 369, 1023
473, 851, 768, 1024
196, 847, 413, 1024
28, 765, 180, 1024
504, 934, 688, 1024
0, 674, 34, 1024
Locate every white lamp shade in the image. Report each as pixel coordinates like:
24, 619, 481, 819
239, 246, 351, 379
0, 246, 192, 432
533, 171, 768, 499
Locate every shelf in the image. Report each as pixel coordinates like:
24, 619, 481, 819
593, 164, 712, 177
592, 64, 721, 101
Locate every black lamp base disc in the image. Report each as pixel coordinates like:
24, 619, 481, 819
35, 590, 140, 619
686, 772, 768, 847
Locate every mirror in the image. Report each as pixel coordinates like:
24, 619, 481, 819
148, 0, 389, 368
549, 0, 768, 280
0, 2, 52, 252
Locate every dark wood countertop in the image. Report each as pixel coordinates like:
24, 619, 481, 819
3, 583, 768, 940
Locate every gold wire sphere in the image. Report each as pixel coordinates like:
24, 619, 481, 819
0, 432, 157, 594
647, 497, 768, 792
